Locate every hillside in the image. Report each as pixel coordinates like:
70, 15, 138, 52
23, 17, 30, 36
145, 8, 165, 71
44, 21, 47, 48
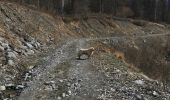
0, 1, 170, 100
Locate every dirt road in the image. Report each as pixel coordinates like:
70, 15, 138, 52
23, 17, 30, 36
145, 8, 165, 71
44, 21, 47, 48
18, 34, 170, 100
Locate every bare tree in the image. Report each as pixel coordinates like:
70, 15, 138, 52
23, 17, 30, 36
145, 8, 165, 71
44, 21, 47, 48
61, 0, 65, 15
100, 0, 103, 13
37, 0, 39, 9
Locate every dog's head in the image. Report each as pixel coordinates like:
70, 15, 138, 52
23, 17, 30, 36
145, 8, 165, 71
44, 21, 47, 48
90, 47, 95, 51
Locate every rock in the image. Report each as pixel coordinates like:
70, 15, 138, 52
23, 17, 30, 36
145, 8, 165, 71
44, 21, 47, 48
27, 50, 34, 55
28, 65, 35, 70
0, 46, 4, 51
115, 69, 121, 73
24, 72, 32, 81
134, 94, 143, 100
37, 42, 41, 47
16, 85, 25, 90
22, 51, 28, 56
134, 80, 144, 85
80, 54, 88, 60
111, 88, 116, 92
0, 92, 4, 100
143, 39, 146, 43
18, 28, 23, 32
44, 81, 56, 90
6, 18, 11, 22
7, 52, 17, 58
62, 93, 66, 97
57, 96, 62, 100
1, 43, 9, 49
44, 81, 55, 85
152, 91, 159, 96
33, 42, 41, 48
14, 48, 22, 54
51, 84, 56, 89
26, 43, 33, 49
59, 80, 63, 83
78, 79, 82, 82
0, 37, 4, 41
0, 86, 6, 91
67, 83, 71, 86
44, 86, 53, 91
68, 90, 72, 95
3, 98, 9, 100
5, 84, 16, 90
21, 46, 28, 50
8, 60, 15, 66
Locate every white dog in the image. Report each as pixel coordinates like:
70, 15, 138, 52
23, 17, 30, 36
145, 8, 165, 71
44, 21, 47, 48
77, 47, 95, 60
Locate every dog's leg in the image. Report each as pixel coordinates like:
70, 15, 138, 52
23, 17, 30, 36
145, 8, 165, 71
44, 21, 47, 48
77, 53, 81, 60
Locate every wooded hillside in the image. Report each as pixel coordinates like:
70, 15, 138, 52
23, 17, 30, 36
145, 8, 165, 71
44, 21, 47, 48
4, 0, 170, 23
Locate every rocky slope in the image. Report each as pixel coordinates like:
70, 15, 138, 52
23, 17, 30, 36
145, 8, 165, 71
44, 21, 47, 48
0, 1, 170, 100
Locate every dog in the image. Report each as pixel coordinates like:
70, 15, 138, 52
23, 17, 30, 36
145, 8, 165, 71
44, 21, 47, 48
77, 47, 95, 60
